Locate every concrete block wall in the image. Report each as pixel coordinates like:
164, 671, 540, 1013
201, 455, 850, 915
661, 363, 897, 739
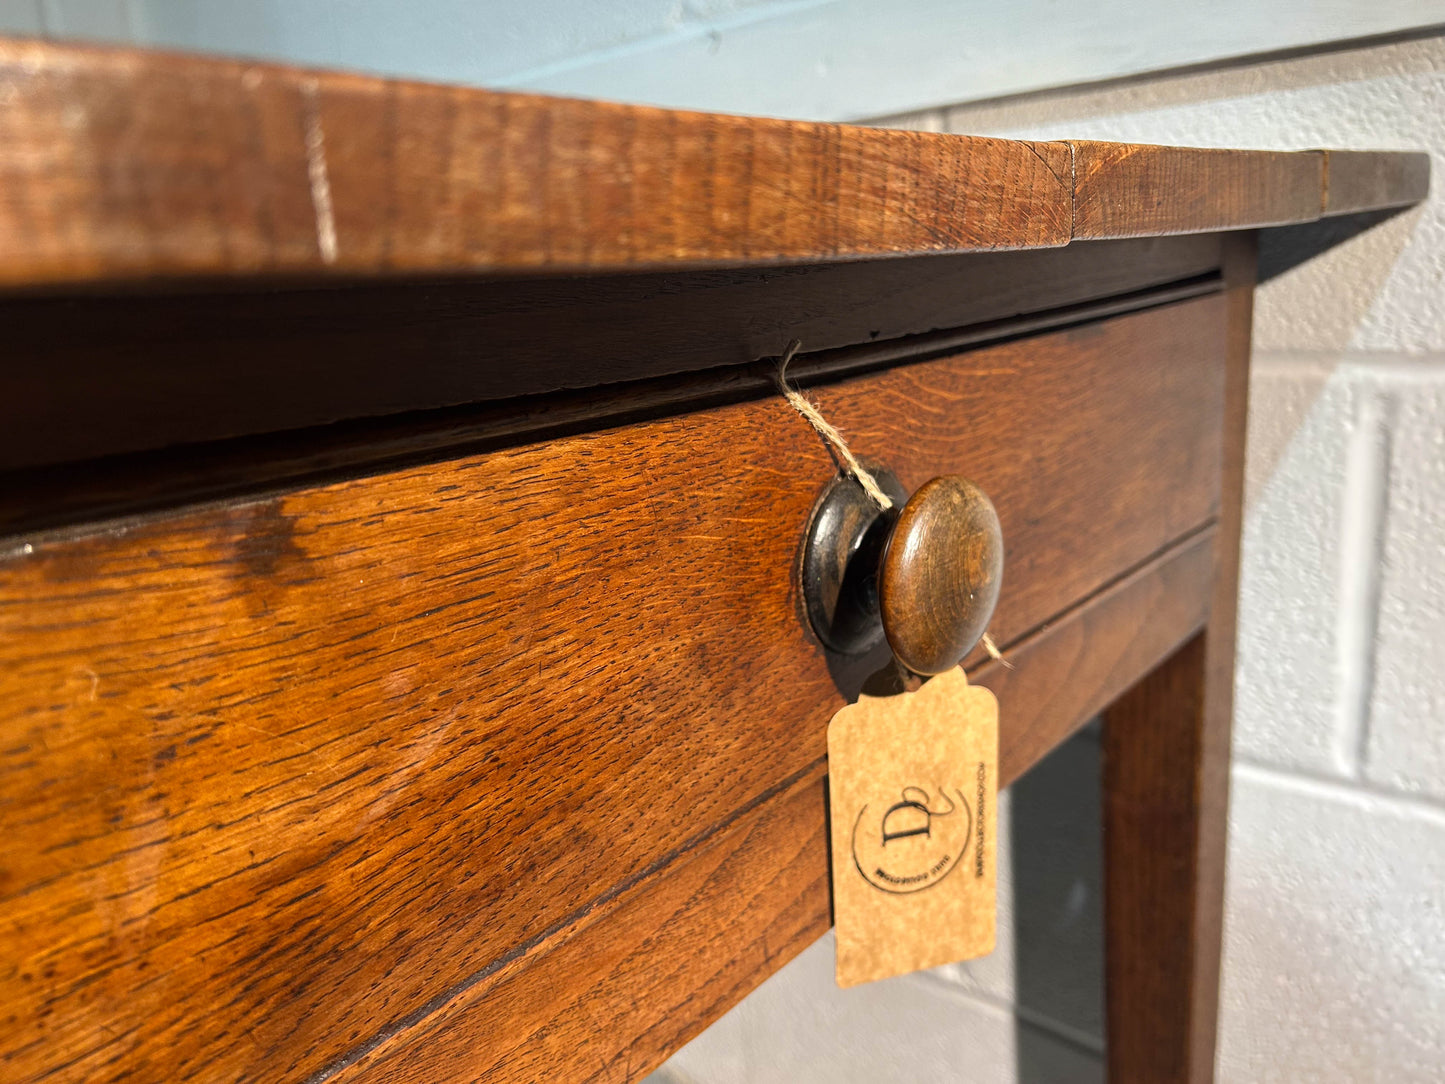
657, 33, 1445, 1083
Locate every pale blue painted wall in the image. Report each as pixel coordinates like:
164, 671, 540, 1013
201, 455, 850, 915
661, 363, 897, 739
3, 0, 1445, 119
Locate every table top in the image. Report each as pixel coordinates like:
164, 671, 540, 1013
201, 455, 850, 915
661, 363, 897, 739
0, 36, 1428, 290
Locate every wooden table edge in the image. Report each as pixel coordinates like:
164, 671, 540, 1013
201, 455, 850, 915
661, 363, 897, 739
0, 36, 1428, 289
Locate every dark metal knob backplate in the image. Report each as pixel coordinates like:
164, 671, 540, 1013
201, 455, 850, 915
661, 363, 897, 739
799, 467, 908, 658
800, 471, 1004, 675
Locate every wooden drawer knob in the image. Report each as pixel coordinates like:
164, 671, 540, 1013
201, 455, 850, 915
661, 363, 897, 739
801, 472, 1003, 675
879, 476, 1003, 676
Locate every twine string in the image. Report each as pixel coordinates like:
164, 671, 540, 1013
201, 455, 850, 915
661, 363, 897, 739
773, 340, 894, 511
980, 632, 1011, 669
774, 338, 1011, 671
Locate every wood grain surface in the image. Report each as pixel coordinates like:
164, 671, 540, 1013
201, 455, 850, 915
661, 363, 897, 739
986, 525, 1217, 787
1101, 233, 1257, 1083
879, 475, 1004, 675
1070, 141, 1326, 239
0, 37, 1070, 289
1070, 141, 1429, 240
331, 526, 1218, 1084
0, 37, 1425, 290
0, 298, 1223, 1082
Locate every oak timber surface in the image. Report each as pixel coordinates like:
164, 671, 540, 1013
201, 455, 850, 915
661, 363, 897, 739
332, 528, 1218, 1084
1070, 141, 1325, 238
0, 37, 1071, 288
0, 298, 1223, 1082
1099, 232, 1258, 1084
0, 37, 1426, 288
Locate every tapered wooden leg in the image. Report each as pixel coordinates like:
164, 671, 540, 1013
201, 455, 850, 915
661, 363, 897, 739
1100, 232, 1255, 1082
1103, 630, 1230, 1082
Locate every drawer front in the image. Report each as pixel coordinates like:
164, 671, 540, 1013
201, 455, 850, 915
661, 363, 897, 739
0, 295, 1225, 1082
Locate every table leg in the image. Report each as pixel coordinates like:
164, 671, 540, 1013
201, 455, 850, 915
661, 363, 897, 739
1099, 231, 1255, 1082
1102, 629, 1230, 1082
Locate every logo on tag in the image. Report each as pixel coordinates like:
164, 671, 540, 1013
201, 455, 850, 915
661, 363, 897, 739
827, 666, 998, 986
850, 784, 972, 894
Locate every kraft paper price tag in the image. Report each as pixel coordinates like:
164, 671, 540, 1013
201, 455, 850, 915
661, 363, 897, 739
828, 665, 998, 987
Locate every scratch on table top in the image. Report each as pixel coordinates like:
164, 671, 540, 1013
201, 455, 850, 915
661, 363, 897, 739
301, 77, 339, 265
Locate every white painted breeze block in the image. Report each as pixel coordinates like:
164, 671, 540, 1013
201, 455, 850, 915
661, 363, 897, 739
1236, 361, 1358, 777
1218, 768, 1445, 1081
1366, 371, 1445, 801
